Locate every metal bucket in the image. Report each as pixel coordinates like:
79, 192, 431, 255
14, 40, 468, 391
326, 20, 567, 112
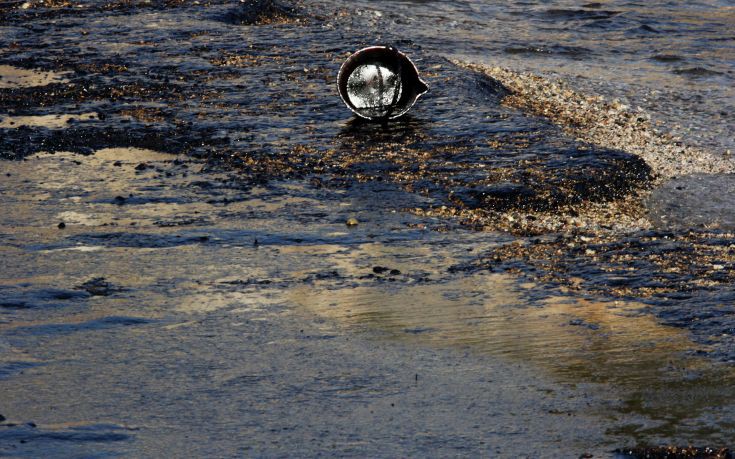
337, 46, 429, 121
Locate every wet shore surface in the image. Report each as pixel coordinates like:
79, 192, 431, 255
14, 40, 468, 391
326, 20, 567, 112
2, 149, 734, 457
1, 0, 735, 457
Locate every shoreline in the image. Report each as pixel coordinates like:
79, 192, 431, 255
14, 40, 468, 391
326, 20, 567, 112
456, 61, 735, 182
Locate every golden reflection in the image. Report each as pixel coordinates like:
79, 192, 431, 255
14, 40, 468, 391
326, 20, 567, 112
291, 273, 694, 381
93, 147, 177, 163
291, 271, 735, 439
0, 113, 98, 129
0, 65, 71, 89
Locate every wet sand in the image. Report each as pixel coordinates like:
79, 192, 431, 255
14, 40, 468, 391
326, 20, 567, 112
1, 0, 735, 457
2, 149, 734, 457
0, 150, 622, 456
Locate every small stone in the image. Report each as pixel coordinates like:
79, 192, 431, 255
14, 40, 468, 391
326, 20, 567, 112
712, 264, 724, 270
585, 249, 596, 256
135, 163, 148, 171
346, 217, 359, 226
373, 266, 389, 274
113, 161, 122, 167
57, 222, 66, 229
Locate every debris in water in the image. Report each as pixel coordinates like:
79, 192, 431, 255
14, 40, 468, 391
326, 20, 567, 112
338, 46, 428, 120
76, 278, 122, 297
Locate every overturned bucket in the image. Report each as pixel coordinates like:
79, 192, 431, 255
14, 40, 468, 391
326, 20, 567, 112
337, 46, 428, 121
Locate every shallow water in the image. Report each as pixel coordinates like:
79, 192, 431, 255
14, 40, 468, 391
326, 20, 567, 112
1, 0, 735, 456
1, 151, 734, 456
294, 271, 735, 443
647, 173, 735, 230
318, 0, 735, 227
334, 0, 735, 153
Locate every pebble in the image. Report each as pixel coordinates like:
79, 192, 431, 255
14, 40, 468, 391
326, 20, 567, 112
346, 217, 359, 226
